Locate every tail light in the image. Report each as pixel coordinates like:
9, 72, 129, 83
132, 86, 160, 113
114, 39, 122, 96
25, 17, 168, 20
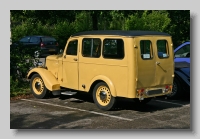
137, 88, 145, 96
40, 42, 45, 47
164, 85, 172, 92
56, 42, 59, 46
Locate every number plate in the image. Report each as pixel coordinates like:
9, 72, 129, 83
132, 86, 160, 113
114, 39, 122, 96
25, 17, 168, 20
147, 89, 163, 96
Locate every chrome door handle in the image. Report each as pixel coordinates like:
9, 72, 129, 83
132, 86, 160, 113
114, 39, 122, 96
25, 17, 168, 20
73, 58, 78, 61
156, 62, 160, 65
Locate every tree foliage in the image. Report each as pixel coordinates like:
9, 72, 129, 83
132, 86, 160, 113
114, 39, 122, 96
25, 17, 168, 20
10, 10, 190, 95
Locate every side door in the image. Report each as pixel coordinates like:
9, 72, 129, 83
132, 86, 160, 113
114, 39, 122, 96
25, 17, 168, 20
62, 39, 79, 90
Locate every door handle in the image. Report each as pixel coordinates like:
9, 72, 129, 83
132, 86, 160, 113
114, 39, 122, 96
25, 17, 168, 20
73, 58, 78, 61
156, 62, 160, 65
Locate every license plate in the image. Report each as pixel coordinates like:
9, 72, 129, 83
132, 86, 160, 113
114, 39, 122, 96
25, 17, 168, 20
49, 49, 55, 52
147, 89, 162, 96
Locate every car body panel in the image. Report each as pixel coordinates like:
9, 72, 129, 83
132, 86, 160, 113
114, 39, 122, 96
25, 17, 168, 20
28, 30, 175, 100
168, 41, 190, 99
27, 67, 60, 91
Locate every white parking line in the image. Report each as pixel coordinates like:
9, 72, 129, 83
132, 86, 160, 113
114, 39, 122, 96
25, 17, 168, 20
155, 100, 190, 107
21, 99, 133, 121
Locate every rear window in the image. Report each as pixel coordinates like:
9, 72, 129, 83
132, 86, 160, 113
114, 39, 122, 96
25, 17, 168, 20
140, 40, 153, 60
41, 37, 56, 42
157, 40, 169, 58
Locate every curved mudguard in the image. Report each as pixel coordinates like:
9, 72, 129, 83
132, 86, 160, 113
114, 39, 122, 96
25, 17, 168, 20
89, 75, 117, 97
27, 67, 60, 91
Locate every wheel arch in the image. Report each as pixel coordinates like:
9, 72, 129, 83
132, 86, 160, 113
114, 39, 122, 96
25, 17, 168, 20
27, 68, 60, 91
88, 75, 117, 97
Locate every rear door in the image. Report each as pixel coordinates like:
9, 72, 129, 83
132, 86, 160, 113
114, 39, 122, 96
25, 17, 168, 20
136, 37, 174, 88
136, 37, 156, 88
154, 37, 174, 86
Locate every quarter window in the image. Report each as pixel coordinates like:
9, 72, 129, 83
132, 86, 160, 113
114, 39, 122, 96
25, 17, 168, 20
157, 40, 169, 58
140, 40, 152, 59
82, 38, 101, 58
66, 40, 78, 55
103, 39, 124, 59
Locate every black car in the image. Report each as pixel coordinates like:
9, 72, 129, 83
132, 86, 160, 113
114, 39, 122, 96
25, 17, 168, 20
10, 35, 60, 58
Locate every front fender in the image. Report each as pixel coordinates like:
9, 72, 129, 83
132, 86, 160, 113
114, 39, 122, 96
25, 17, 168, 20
27, 67, 60, 91
89, 75, 117, 97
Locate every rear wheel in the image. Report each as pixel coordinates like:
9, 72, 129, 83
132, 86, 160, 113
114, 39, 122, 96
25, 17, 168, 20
167, 77, 182, 99
30, 74, 49, 99
93, 82, 116, 111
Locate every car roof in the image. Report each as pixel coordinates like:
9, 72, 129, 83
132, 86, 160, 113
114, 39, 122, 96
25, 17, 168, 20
22, 35, 55, 38
71, 30, 171, 37
174, 41, 190, 52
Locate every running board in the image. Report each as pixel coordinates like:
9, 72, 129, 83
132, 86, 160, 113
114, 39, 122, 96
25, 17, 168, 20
61, 91, 77, 96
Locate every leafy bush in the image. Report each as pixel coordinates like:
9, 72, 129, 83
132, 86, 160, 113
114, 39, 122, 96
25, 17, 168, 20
10, 43, 40, 96
125, 10, 171, 32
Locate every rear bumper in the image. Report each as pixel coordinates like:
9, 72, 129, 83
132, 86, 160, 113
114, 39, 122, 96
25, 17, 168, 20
136, 86, 173, 100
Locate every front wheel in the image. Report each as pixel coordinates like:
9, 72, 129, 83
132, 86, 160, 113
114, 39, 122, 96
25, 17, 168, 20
30, 74, 50, 99
93, 82, 116, 111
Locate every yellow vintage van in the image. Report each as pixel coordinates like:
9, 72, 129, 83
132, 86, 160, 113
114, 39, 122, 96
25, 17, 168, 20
27, 30, 174, 111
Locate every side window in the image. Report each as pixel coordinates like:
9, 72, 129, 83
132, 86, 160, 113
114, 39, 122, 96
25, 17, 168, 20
140, 40, 152, 59
103, 39, 124, 59
82, 38, 101, 58
19, 37, 30, 43
175, 44, 190, 58
30, 37, 40, 43
157, 40, 169, 58
66, 40, 78, 55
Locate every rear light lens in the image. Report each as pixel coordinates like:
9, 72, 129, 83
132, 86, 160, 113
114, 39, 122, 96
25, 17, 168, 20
164, 85, 172, 93
137, 88, 145, 96
40, 42, 45, 47
56, 42, 59, 46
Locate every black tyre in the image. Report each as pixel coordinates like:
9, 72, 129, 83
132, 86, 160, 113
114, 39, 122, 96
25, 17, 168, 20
167, 77, 182, 99
30, 74, 49, 99
93, 82, 116, 111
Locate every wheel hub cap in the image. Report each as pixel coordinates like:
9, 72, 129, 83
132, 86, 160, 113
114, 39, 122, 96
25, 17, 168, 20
100, 91, 107, 100
35, 82, 41, 90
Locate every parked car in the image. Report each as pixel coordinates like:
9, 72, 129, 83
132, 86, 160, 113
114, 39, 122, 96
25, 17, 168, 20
10, 35, 60, 58
174, 41, 190, 63
27, 30, 175, 111
167, 42, 190, 99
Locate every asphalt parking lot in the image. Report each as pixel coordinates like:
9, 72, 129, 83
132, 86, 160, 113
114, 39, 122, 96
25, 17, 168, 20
10, 92, 190, 129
